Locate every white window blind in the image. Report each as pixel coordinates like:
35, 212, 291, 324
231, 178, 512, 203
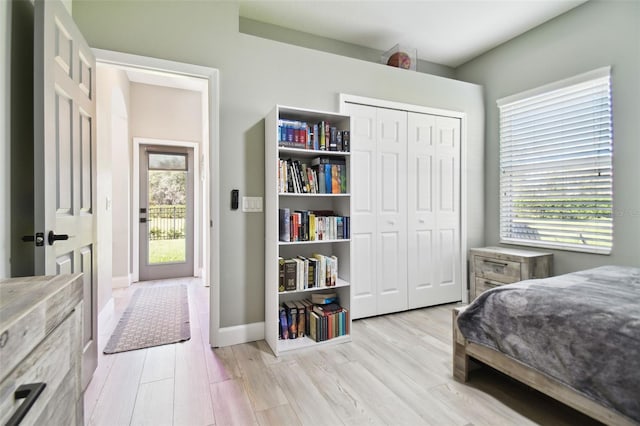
498, 67, 613, 254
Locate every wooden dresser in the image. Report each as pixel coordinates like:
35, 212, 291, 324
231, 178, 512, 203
0, 274, 84, 426
469, 246, 553, 300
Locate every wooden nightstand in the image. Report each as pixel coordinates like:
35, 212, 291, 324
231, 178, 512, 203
469, 246, 553, 300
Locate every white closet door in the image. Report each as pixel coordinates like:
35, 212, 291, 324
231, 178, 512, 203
346, 103, 378, 319
434, 116, 461, 303
408, 112, 461, 307
407, 112, 436, 308
376, 108, 408, 315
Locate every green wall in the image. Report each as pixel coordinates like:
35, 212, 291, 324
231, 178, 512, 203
456, 0, 640, 272
72, 1, 485, 329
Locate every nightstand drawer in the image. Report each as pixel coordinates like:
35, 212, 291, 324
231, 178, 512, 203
474, 256, 521, 283
0, 308, 80, 426
474, 277, 503, 295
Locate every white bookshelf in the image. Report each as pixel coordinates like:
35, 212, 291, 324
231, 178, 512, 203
265, 105, 352, 356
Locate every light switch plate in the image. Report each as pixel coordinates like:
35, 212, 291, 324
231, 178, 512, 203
242, 196, 263, 212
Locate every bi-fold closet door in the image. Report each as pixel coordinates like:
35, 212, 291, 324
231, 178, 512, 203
347, 103, 462, 319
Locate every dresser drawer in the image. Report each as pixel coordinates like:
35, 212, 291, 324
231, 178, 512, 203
474, 256, 521, 283
474, 277, 503, 297
0, 308, 80, 426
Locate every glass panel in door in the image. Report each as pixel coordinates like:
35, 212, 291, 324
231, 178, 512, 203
147, 153, 187, 264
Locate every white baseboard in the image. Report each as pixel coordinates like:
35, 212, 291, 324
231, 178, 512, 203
216, 322, 264, 347
111, 275, 130, 288
97, 298, 115, 334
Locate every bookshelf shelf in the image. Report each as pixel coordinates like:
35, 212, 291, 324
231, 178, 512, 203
278, 239, 350, 246
265, 105, 353, 356
278, 278, 350, 295
279, 147, 350, 158
277, 334, 351, 354
279, 193, 351, 198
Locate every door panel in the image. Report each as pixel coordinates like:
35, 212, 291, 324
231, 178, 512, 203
438, 229, 455, 284
352, 151, 373, 214
377, 108, 407, 314
439, 157, 456, 212
35, 0, 97, 389
380, 152, 400, 213
343, 103, 377, 319
408, 112, 461, 308
80, 112, 92, 212
352, 233, 376, 318
56, 92, 73, 214
433, 116, 461, 303
56, 253, 73, 275
414, 229, 433, 290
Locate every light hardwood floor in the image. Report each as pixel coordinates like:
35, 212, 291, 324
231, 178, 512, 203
84, 278, 601, 426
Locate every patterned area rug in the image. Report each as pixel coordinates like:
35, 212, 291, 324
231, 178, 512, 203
104, 285, 190, 354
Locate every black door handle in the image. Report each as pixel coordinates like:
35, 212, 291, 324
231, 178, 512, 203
48, 231, 69, 246
21, 233, 45, 247
6, 382, 46, 426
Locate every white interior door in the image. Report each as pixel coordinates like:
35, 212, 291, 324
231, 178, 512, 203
433, 115, 461, 303
345, 103, 378, 319
34, 0, 97, 389
407, 112, 437, 308
376, 108, 408, 315
408, 112, 461, 307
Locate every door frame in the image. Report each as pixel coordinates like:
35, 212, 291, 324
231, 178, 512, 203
134, 139, 198, 281
339, 93, 469, 305
94, 48, 221, 346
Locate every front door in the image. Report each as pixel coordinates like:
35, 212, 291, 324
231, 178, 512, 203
139, 146, 195, 281
33, 0, 97, 388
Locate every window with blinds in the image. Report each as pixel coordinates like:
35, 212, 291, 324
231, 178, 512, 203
497, 67, 613, 254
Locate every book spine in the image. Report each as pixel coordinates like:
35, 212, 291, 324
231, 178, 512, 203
287, 304, 297, 338
284, 259, 297, 291
330, 255, 338, 286
279, 208, 290, 242
279, 305, 289, 339
318, 121, 326, 150
307, 258, 316, 288
331, 164, 339, 194
278, 257, 285, 292
317, 166, 326, 193
342, 130, 350, 152
325, 164, 331, 195
329, 127, 337, 151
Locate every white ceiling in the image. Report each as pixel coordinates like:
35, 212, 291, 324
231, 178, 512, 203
239, 0, 587, 68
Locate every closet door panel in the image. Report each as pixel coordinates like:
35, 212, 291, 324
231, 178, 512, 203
433, 116, 462, 304
376, 108, 407, 314
377, 230, 406, 315
345, 103, 378, 319
407, 112, 436, 308
352, 232, 377, 318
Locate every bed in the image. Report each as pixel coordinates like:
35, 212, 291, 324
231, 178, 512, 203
452, 265, 640, 425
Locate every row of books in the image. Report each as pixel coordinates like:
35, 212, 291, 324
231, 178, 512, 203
278, 119, 350, 152
278, 156, 347, 194
279, 253, 338, 291
279, 208, 350, 242
279, 299, 349, 342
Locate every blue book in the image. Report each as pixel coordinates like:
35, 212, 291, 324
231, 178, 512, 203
325, 164, 332, 194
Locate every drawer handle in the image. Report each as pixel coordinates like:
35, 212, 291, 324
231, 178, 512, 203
483, 260, 508, 268
485, 281, 498, 287
6, 383, 46, 426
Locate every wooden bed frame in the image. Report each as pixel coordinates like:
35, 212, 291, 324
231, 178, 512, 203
452, 306, 637, 426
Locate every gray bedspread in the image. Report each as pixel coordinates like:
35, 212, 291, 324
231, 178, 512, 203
457, 265, 640, 422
